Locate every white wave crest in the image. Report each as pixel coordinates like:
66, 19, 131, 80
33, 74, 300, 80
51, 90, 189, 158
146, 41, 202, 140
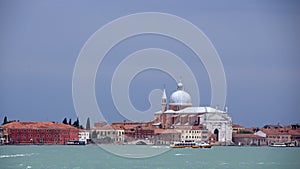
0, 153, 34, 159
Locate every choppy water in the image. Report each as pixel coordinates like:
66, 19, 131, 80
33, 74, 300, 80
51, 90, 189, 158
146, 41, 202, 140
1, 145, 299, 169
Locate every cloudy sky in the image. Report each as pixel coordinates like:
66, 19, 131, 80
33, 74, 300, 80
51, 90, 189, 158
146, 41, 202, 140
1, 0, 299, 127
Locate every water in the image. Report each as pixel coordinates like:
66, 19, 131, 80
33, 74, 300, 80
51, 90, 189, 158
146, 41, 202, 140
1, 145, 299, 169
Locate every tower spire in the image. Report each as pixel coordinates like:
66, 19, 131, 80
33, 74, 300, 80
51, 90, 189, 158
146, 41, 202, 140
161, 85, 167, 112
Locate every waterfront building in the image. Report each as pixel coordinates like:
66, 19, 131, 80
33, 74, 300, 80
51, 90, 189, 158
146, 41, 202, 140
179, 129, 203, 142
111, 122, 155, 143
153, 129, 181, 145
91, 124, 124, 144
0, 127, 4, 144
154, 82, 233, 144
289, 124, 300, 146
171, 125, 209, 142
232, 133, 267, 146
78, 129, 90, 144
261, 128, 291, 145
260, 125, 300, 146
1, 122, 78, 145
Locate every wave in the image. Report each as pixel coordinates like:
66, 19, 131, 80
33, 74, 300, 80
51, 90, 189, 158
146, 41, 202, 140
0, 153, 34, 159
151, 146, 168, 149
174, 153, 190, 156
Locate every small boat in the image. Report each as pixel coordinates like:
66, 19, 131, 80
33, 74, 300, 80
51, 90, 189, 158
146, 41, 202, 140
170, 141, 199, 148
199, 142, 212, 148
66, 140, 86, 145
269, 142, 286, 147
286, 142, 296, 147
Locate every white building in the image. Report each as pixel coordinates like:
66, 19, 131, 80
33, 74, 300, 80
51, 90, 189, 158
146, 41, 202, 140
179, 129, 202, 142
91, 125, 124, 144
154, 82, 233, 144
78, 130, 90, 144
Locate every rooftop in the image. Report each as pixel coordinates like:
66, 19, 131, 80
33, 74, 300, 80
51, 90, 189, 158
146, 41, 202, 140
1, 122, 78, 130
155, 106, 226, 114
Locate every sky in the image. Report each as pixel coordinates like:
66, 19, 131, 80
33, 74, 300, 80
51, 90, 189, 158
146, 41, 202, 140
0, 0, 300, 127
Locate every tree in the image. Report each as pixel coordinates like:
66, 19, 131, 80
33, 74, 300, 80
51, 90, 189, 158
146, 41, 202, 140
238, 129, 253, 134
68, 119, 72, 125
62, 118, 68, 124
2, 116, 8, 125
73, 118, 79, 128
86, 117, 91, 130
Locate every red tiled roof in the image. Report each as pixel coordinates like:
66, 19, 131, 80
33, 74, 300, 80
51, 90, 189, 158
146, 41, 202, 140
232, 133, 264, 138
109, 122, 154, 130
93, 124, 118, 130
191, 126, 202, 130
1, 122, 78, 130
289, 130, 300, 136
260, 128, 290, 135
78, 129, 89, 132
233, 124, 244, 128
174, 126, 192, 130
154, 129, 179, 134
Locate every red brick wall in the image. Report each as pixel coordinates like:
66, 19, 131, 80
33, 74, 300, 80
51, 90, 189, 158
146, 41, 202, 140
7, 128, 78, 145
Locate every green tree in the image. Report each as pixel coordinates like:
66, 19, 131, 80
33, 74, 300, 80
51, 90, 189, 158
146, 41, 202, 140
68, 119, 72, 125
62, 117, 68, 124
238, 129, 253, 134
73, 118, 79, 128
2, 116, 8, 125
86, 117, 91, 130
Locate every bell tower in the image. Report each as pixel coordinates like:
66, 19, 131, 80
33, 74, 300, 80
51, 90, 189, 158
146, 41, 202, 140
161, 88, 167, 112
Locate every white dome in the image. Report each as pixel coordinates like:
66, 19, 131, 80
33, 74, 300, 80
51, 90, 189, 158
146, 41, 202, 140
169, 82, 192, 106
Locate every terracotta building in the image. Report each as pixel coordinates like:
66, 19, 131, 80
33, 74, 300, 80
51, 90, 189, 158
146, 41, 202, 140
259, 124, 300, 146
111, 122, 155, 143
1, 122, 79, 145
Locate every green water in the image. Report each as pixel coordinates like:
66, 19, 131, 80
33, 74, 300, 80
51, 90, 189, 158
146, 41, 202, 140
1, 145, 299, 169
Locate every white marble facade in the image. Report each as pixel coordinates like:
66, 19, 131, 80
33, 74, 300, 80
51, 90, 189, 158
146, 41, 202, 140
200, 111, 232, 143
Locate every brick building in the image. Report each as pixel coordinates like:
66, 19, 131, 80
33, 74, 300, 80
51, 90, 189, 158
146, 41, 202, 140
1, 122, 79, 145
260, 124, 300, 146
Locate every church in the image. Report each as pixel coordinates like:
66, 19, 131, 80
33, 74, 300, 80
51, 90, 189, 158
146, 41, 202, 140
154, 82, 232, 144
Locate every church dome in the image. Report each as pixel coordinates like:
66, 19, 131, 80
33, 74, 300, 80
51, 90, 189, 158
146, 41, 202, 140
169, 82, 192, 106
